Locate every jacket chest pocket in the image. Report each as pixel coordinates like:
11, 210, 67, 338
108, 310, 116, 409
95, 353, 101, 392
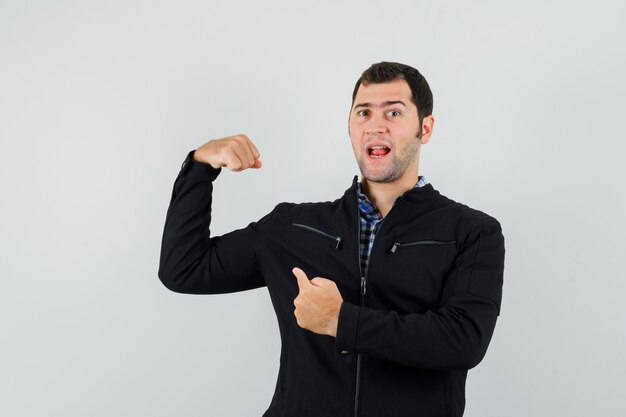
291, 223, 343, 250
371, 239, 458, 312
390, 239, 456, 253
288, 222, 360, 300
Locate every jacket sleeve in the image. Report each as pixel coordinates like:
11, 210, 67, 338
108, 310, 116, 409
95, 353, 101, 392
158, 150, 271, 294
335, 219, 505, 370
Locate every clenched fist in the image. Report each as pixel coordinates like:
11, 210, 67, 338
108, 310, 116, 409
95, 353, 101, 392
193, 134, 262, 171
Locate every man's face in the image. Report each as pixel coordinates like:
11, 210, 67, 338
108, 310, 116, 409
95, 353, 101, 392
349, 78, 424, 184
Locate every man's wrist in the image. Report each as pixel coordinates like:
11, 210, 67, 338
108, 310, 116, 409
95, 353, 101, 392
326, 301, 342, 338
181, 150, 222, 179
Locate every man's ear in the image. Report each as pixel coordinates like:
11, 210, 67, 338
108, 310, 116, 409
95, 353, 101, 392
420, 115, 435, 145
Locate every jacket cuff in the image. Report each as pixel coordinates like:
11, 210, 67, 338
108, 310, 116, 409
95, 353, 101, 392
335, 302, 361, 358
179, 150, 222, 181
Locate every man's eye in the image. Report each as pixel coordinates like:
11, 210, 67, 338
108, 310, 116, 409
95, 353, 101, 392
357, 110, 368, 117
387, 110, 400, 117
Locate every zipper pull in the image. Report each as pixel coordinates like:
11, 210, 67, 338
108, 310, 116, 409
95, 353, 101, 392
390, 243, 400, 253
335, 237, 341, 249
360, 277, 366, 295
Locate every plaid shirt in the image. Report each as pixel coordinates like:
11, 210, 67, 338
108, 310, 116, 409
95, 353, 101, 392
357, 176, 428, 277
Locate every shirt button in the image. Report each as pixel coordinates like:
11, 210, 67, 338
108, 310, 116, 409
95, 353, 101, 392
341, 350, 350, 355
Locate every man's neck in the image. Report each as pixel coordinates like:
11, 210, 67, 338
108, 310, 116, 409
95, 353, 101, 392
360, 174, 420, 218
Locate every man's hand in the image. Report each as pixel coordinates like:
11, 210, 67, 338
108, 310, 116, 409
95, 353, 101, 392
292, 267, 343, 337
193, 134, 262, 171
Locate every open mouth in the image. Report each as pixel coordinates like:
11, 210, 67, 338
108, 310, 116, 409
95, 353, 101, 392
367, 145, 391, 159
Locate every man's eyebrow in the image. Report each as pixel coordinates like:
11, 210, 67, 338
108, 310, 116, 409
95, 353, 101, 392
353, 100, 407, 110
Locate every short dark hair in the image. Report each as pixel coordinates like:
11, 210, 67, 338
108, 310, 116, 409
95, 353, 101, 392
351, 61, 433, 125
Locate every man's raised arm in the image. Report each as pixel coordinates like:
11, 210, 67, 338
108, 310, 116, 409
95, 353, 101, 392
158, 134, 269, 294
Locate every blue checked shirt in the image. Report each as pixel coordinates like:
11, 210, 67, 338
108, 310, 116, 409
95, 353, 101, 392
357, 176, 428, 277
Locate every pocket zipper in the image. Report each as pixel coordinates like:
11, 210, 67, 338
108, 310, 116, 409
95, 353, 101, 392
390, 240, 456, 253
291, 223, 342, 249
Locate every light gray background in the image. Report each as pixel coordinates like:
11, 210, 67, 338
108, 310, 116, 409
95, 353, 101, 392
1, 0, 625, 416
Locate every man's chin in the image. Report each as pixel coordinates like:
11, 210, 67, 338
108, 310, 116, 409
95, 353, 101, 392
360, 170, 398, 184
357, 158, 400, 183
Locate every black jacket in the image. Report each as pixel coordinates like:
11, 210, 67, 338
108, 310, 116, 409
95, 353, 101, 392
158, 151, 506, 417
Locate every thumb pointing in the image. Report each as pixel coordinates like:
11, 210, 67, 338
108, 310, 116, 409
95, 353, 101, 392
292, 267, 310, 288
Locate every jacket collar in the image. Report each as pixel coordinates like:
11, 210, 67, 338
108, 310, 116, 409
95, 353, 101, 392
345, 175, 438, 204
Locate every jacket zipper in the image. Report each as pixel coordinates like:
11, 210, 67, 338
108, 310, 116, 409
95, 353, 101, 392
291, 223, 342, 249
353, 192, 364, 417
353, 194, 390, 417
390, 240, 456, 253
353, 275, 366, 417
353, 191, 423, 415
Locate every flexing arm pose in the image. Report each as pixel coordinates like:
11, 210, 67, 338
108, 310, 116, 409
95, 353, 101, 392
161, 134, 343, 334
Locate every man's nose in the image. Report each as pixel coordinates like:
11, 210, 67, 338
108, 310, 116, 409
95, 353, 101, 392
365, 125, 386, 135
364, 116, 387, 135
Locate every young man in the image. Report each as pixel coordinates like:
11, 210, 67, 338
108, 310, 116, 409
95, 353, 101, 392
158, 62, 505, 417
